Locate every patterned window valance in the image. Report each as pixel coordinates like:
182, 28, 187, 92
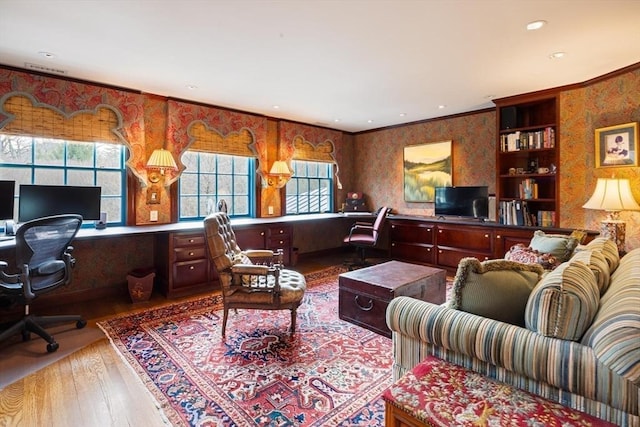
0, 92, 125, 144
187, 121, 256, 157
292, 135, 336, 163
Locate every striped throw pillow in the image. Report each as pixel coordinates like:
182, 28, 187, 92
525, 260, 599, 341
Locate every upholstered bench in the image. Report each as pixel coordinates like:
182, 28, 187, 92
382, 356, 615, 427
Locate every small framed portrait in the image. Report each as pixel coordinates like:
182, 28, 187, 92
595, 122, 638, 168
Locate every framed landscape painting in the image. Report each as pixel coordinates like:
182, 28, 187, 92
404, 140, 452, 202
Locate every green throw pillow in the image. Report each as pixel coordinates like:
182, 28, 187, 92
450, 258, 545, 327
529, 230, 578, 262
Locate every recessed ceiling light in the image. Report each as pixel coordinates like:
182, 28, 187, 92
367, 119, 374, 123
38, 51, 55, 59
272, 105, 280, 109
186, 84, 198, 90
549, 51, 566, 59
399, 113, 407, 117
334, 119, 340, 122
438, 105, 446, 109
526, 20, 547, 31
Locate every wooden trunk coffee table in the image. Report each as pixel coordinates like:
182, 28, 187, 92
338, 261, 446, 338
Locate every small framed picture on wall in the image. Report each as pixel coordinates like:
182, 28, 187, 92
595, 122, 638, 168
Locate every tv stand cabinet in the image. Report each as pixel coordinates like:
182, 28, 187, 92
388, 216, 596, 273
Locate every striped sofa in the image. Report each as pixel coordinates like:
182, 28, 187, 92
386, 243, 639, 426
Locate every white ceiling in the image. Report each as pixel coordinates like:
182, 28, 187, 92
1, 0, 639, 133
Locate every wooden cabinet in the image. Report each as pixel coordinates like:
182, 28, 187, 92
435, 224, 494, 269
388, 217, 592, 273
495, 91, 560, 228
389, 219, 435, 265
156, 232, 212, 298
155, 223, 293, 298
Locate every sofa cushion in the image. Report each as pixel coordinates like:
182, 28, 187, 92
528, 230, 578, 262
581, 248, 640, 386
450, 257, 544, 327
575, 237, 620, 273
525, 260, 599, 341
569, 249, 611, 295
505, 243, 562, 270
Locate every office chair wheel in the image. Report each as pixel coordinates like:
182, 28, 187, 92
47, 342, 59, 353
76, 319, 87, 329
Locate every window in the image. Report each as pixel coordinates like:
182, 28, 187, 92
0, 134, 126, 225
179, 151, 254, 219
285, 160, 333, 214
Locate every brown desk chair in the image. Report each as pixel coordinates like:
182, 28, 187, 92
343, 206, 389, 269
204, 212, 306, 337
0, 214, 86, 353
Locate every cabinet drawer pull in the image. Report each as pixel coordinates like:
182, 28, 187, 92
497, 234, 502, 239
438, 250, 443, 254
261, 232, 265, 236
392, 243, 396, 246
189, 239, 195, 243
189, 266, 195, 270
279, 240, 284, 244
438, 230, 443, 233
484, 234, 489, 238
427, 248, 431, 252
189, 251, 194, 256
279, 229, 284, 234
391, 225, 396, 229
354, 295, 374, 311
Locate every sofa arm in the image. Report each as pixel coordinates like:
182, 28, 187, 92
386, 296, 599, 395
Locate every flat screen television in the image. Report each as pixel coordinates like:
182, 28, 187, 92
18, 184, 101, 223
435, 186, 489, 219
0, 180, 15, 220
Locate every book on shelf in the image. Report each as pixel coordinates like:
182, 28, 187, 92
499, 200, 535, 226
500, 127, 555, 152
518, 179, 538, 199
537, 210, 556, 227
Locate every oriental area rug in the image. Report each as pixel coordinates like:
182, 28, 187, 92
98, 266, 392, 426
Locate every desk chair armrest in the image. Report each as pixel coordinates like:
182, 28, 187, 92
0, 260, 19, 284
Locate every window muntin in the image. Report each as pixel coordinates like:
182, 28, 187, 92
0, 134, 126, 225
285, 160, 333, 214
179, 151, 254, 220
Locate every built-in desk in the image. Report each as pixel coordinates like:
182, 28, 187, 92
0, 214, 356, 309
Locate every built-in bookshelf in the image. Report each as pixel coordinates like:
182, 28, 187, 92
494, 91, 559, 227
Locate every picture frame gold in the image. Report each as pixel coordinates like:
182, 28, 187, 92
595, 122, 638, 168
403, 140, 452, 202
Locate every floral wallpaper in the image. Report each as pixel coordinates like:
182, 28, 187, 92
560, 68, 640, 251
352, 112, 496, 215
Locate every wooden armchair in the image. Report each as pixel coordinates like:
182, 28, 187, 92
203, 212, 306, 337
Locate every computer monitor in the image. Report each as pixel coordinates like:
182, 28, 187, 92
0, 180, 15, 221
0, 180, 16, 237
18, 184, 101, 223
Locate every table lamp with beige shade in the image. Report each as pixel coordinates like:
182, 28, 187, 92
582, 178, 640, 253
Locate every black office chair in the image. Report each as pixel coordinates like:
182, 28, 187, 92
0, 214, 86, 353
343, 206, 389, 270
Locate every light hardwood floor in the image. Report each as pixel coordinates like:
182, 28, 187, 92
0, 252, 353, 427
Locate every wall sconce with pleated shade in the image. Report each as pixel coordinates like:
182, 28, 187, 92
146, 148, 178, 184
582, 178, 640, 253
268, 160, 292, 188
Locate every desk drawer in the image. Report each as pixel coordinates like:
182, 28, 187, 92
173, 234, 205, 248
174, 246, 206, 262
172, 259, 208, 289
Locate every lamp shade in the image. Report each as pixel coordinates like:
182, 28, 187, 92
269, 160, 291, 176
146, 148, 178, 171
582, 178, 640, 212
